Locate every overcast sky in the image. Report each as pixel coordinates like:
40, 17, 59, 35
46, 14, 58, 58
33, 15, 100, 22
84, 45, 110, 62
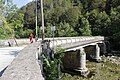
13, 0, 33, 8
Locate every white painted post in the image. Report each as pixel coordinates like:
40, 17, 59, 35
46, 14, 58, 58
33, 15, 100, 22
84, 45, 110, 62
95, 44, 101, 61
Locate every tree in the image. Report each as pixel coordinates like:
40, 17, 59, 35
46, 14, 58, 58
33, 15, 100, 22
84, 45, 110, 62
61, 6, 81, 27
86, 9, 111, 36
10, 12, 33, 38
0, 16, 13, 39
105, 0, 112, 15
6, 0, 120, 50
56, 22, 77, 37
109, 8, 120, 50
0, 0, 13, 39
79, 17, 91, 36
5, 0, 18, 18
111, 0, 120, 8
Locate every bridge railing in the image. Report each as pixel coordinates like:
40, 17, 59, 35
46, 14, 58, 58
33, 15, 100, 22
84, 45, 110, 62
49, 36, 104, 48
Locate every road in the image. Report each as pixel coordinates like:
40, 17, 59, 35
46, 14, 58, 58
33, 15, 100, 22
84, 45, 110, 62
0, 46, 26, 72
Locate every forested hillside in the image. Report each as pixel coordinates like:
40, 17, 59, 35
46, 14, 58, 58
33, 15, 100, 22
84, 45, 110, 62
21, 0, 120, 50
0, 0, 120, 50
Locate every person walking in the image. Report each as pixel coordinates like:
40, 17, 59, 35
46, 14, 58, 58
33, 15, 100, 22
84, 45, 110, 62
29, 33, 34, 43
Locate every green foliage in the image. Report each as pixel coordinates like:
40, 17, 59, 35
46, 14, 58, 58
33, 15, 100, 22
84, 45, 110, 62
45, 23, 52, 38
111, 0, 120, 8
110, 8, 120, 34
1, 0, 120, 49
9, 13, 24, 38
0, 15, 13, 39
87, 9, 111, 36
0, 0, 5, 15
56, 22, 77, 37
54, 47, 65, 60
17, 29, 33, 38
0, 0, 21, 39
79, 17, 91, 36
45, 22, 77, 37
109, 8, 120, 49
42, 47, 65, 80
5, 0, 18, 18
43, 57, 58, 80
61, 7, 81, 27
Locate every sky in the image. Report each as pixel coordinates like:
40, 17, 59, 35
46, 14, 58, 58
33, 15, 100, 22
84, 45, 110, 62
13, 0, 33, 8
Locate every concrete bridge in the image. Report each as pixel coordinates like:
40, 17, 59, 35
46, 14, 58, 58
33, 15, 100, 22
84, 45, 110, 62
0, 36, 107, 80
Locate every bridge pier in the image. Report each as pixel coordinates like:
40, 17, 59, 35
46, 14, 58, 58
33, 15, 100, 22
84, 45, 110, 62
103, 42, 107, 54
75, 47, 88, 75
95, 44, 101, 61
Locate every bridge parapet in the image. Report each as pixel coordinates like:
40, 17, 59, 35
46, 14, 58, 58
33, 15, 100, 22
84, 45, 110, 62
49, 36, 104, 48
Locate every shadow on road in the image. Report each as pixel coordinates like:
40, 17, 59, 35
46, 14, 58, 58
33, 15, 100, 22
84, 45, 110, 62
0, 66, 8, 77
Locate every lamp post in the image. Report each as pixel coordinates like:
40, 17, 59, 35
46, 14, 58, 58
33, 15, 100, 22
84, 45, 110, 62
35, 0, 38, 41
41, 0, 45, 41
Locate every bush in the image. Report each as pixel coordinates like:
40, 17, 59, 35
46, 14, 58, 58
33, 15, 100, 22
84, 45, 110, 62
42, 47, 65, 80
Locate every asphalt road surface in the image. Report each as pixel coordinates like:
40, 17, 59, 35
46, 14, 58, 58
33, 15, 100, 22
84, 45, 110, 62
0, 46, 25, 75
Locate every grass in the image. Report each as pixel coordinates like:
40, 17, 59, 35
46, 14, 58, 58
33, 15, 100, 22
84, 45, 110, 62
61, 57, 120, 80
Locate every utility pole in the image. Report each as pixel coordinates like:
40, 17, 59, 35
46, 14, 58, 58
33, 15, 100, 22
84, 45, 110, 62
35, 0, 38, 41
41, 0, 45, 41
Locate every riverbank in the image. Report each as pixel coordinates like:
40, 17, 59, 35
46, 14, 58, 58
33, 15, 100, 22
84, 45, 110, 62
61, 54, 120, 80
